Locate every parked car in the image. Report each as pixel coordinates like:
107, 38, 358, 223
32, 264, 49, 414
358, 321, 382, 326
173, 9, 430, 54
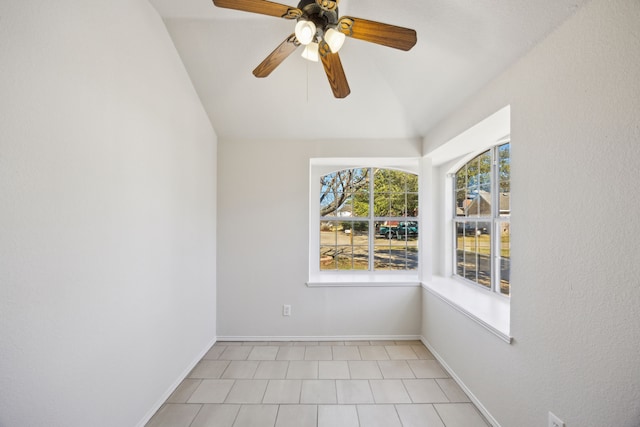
378, 221, 418, 239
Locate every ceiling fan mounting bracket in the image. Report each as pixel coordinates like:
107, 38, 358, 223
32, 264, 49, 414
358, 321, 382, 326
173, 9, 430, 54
297, 0, 338, 33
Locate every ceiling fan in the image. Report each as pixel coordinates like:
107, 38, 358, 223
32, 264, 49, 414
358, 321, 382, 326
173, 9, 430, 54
211, 0, 417, 98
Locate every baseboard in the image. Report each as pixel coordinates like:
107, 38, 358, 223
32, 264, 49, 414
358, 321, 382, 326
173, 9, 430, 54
217, 334, 422, 342
420, 336, 501, 427
135, 335, 218, 427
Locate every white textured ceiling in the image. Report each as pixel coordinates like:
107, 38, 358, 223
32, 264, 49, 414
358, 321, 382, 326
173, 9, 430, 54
148, 0, 588, 140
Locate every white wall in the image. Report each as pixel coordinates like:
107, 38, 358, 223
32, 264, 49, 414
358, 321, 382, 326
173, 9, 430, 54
217, 139, 423, 339
0, 1, 217, 426
422, 0, 640, 426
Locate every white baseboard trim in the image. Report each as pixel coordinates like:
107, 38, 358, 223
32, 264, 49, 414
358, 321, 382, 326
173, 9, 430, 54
136, 335, 217, 427
217, 335, 422, 342
420, 336, 501, 427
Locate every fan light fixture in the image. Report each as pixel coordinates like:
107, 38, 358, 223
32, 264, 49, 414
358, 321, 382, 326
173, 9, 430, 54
324, 27, 346, 53
295, 20, 316, 45
301, 42, 319, 62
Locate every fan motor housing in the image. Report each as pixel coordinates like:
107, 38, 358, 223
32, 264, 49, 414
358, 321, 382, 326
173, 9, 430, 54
297, 0, 339, 34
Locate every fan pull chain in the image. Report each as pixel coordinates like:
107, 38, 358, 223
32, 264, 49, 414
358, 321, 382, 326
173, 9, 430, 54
306, 58, 309, 103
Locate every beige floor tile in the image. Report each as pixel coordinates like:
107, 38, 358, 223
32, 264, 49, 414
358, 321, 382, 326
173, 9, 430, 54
348, 361, 383, 379
378, 360, 415, 379
411, 345, 435, 360
221, 361, 259, 379
434, 403, 490, 427
166, 379, 202, 403
369, 380, 412, 403
386, 345, 419, 360
345, 341, 369, 346
145, 404, 201, 427
304, 345, 333, 360
403, 379, 449, 403
247, 341, 268, 346
294, 341, 316, 346
300, 380, 337, 404
247, 346, 279, 361
319, 361, 350, 379
318, 405, 359, 427
332, 346, 362, 360
224, 379, 268, 404
189, 360, 230, 379
370, 340, 396, 345
436, 379, 470, 402
219, 346, 252, 360
286, 361, 318, 379
190, 404, 240, 427
407, 360, 449, 378
232, 405, 279, 427
359, 346, 390, 361
276, 346, 305, 360
275, 405, 317, 427
319, 341, 344, 346
395, 404, 445, 427
203, 345, 226, 360
187, 380, 235, 404
357, 404, 402, 427
254, 361, 289, 379
336, 380, 374, 404
262, 379, 302, 404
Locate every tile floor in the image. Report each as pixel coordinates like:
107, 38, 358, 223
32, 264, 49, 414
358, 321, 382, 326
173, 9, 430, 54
146, 341, 490, 427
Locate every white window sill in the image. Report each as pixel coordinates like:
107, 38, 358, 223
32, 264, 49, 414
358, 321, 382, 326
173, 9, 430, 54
421, 276, 512, 343
307, 273, 420, 287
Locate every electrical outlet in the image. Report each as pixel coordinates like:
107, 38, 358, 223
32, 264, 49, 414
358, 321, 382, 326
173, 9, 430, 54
283, 305, 291, 316
548, 412, 565, 427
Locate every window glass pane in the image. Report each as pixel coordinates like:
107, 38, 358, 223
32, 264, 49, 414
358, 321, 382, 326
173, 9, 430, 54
466, 194, 480, 217
455, 190, 466, 217
406, 193, 419, 217
320, 169, 369, 217
499, 143, 511, 217
463, 223, 477, 282
455, 221, 465, 276
455, 168, 466, 192
395, 221, 419, 241
351, 189, 369, 217
388, 192, 407, 217
374, 220, 417, 270
319, 221, 368, 270
477, 221, 491, 288
500, 222, 510, 295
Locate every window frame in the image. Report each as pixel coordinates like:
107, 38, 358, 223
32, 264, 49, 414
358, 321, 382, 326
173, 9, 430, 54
452, 141, 510, 297
308, 158, 422, 286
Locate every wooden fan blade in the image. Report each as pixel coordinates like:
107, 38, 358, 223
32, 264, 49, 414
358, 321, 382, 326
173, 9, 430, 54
212, 0, 302, 19
338, 16, 417, 51
321, 51, 350, 98
253, 35, 300, 77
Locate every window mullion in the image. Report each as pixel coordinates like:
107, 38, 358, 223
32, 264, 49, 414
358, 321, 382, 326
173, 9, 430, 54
368, 168, 374, 272
491, 146, 499, 294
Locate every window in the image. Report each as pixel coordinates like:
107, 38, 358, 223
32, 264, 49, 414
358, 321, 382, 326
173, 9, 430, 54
453, 142, 510, 295
309, 159, 420, 284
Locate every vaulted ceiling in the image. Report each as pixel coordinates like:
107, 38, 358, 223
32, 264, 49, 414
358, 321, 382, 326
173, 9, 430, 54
148, 0, 588, 140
